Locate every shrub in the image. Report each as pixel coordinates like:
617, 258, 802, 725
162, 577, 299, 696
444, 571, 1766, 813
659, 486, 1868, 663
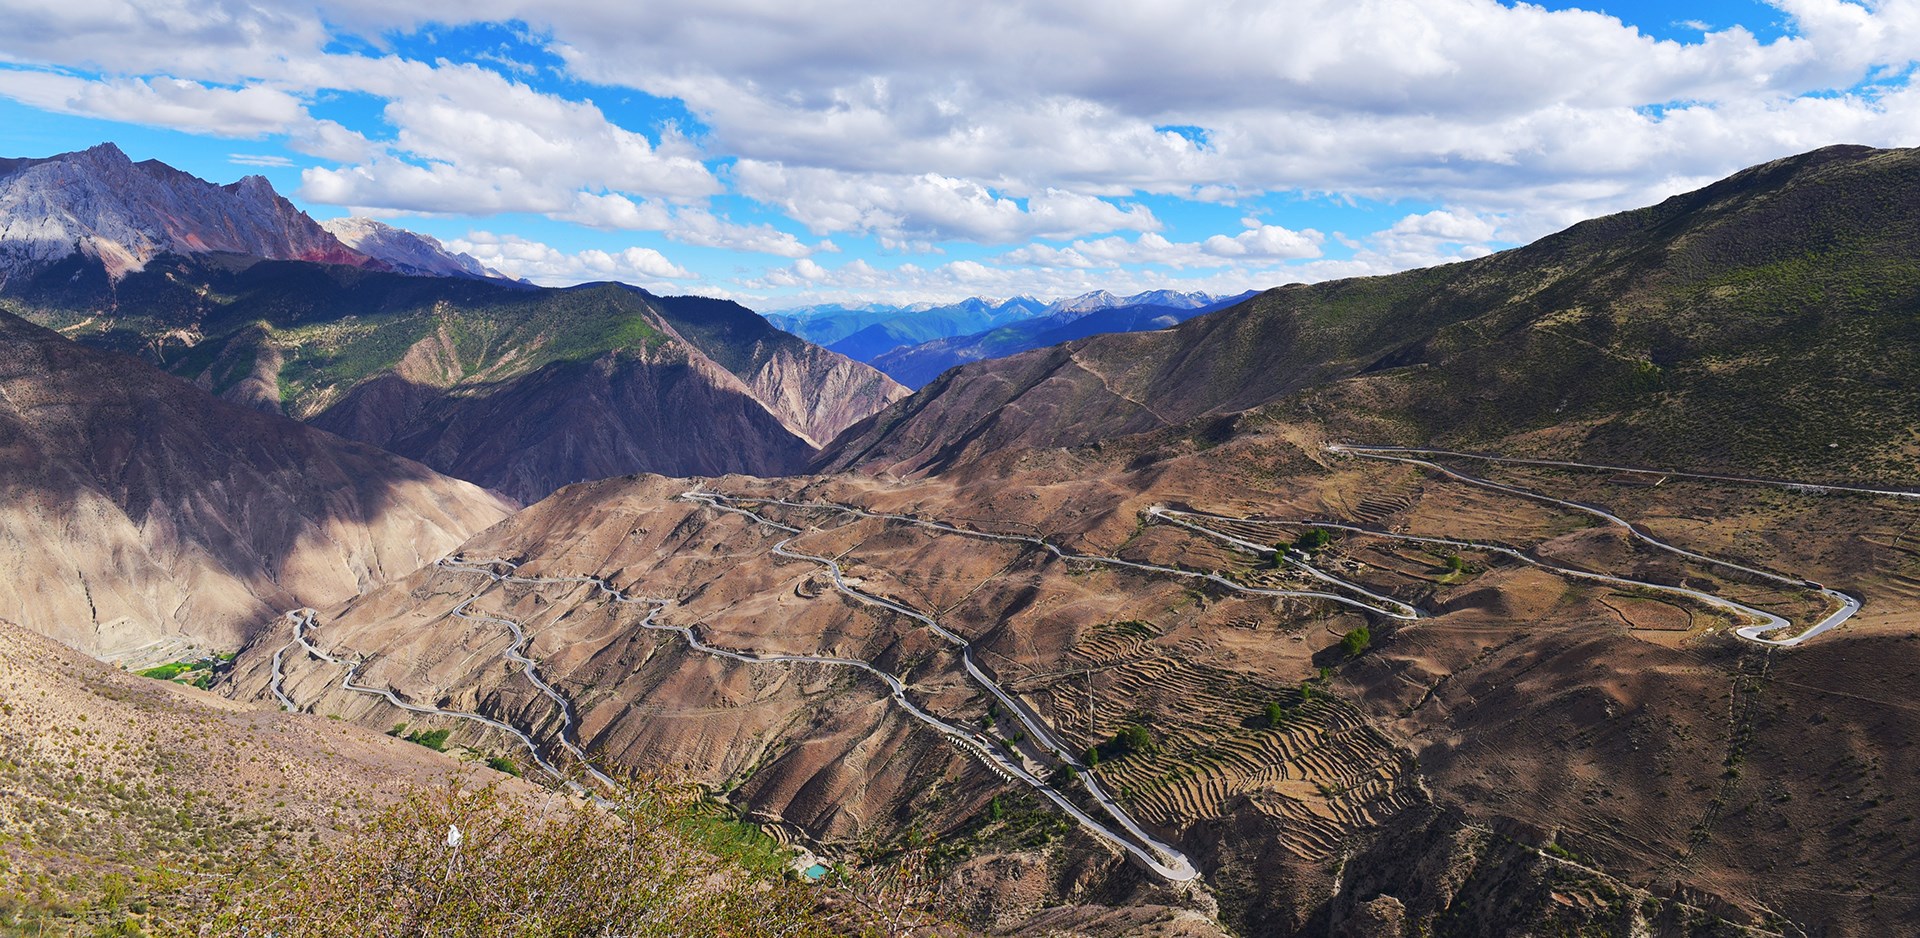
1262, 701, 1287, 727
1341, 626, 1372, 657
1111, 724, 1155, 757
175, 782, 938, 937
404, 728, 452, 751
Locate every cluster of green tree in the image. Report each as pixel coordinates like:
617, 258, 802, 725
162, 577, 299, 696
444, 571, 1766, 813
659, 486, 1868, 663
1084, 723, 1157, 767
135, 658, 224, 688
1272, 527, 1335, 565
387, 723, 453, 751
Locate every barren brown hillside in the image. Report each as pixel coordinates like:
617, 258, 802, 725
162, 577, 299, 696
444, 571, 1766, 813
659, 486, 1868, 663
225, 408, 1920, 935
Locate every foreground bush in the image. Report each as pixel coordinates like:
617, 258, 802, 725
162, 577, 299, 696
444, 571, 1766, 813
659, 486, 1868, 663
161, 782, 949, 937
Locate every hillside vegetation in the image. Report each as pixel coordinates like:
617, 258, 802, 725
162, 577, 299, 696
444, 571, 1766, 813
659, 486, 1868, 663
0, 618, 947, 937
2, 258, 902, 500
825, 145, 1920, 484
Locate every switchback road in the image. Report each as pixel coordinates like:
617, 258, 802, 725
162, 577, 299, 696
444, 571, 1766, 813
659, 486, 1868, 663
1326, 444, 1862, 646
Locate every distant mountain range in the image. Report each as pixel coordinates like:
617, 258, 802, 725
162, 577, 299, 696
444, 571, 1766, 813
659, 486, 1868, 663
767, 289, 1240, 386
767, 296, 1049, 348
0, 144, 905, 502
871, 290, 1256, 388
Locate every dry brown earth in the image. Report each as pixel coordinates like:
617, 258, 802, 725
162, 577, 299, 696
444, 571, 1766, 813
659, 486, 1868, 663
0, 617, 529, 914
220, 412, 1920, 934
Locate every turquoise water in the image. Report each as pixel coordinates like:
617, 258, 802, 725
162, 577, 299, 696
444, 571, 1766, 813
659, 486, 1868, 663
802, 863, 828, 881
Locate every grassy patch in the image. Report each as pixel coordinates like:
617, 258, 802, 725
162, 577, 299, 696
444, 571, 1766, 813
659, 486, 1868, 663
672, 812, 793, 877
401, 728, 452, 752
137, 663, 194, 681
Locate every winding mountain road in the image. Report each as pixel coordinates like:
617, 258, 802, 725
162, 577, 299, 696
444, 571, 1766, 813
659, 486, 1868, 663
270, 542, 1201, 880
276, 608, 585, 790
681, 492, 1199, 880
438, 560, 622, 790
267, 640, 298, 711
1334, 444, 1920, 501
731, 494, 1420, 620
259, 438, 1882, 889
1325, 444, 1863, 646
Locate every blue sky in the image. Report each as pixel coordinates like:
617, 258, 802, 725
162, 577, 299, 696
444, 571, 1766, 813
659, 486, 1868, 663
2, 1, 1917, 310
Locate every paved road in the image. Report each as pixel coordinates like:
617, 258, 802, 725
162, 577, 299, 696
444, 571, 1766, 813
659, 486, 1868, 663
1332, 443, 1920, 501
681, 492, 1200, 881
739, 494, 1420, 620
267, 639, 298, 711
281, 547, 1198, 880
1146, 506, 1420, 618
275, 608, 588, 792
1325, 444, 1863, 646
439, 561, 622, 790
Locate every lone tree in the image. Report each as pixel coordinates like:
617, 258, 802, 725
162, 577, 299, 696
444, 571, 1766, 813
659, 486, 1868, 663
1262, 701, 1287, 727
1341, 625, 1372, 657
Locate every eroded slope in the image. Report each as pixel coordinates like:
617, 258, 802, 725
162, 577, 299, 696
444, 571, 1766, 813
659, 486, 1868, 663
227, 410, 1920, 934
0, 311, 512, 660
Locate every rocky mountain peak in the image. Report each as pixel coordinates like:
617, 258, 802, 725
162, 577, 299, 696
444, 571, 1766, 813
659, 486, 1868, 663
0, 143, 374, 279
319, 216, 506, 280
1043, 289, 1122, 316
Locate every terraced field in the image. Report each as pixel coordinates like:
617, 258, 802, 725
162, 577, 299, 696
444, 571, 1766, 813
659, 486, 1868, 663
1052, 645, 1420, 861
697, 497, 1433, 868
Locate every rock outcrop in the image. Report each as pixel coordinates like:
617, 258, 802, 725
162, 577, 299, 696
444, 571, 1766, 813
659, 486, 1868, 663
320, 216, 505, 279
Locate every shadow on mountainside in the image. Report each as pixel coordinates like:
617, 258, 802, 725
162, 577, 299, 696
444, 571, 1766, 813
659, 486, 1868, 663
0, 311, 513, 655
308, 353, 817, 504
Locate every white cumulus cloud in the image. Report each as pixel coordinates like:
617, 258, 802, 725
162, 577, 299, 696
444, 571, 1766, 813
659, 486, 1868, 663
447, 230, 693, 285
